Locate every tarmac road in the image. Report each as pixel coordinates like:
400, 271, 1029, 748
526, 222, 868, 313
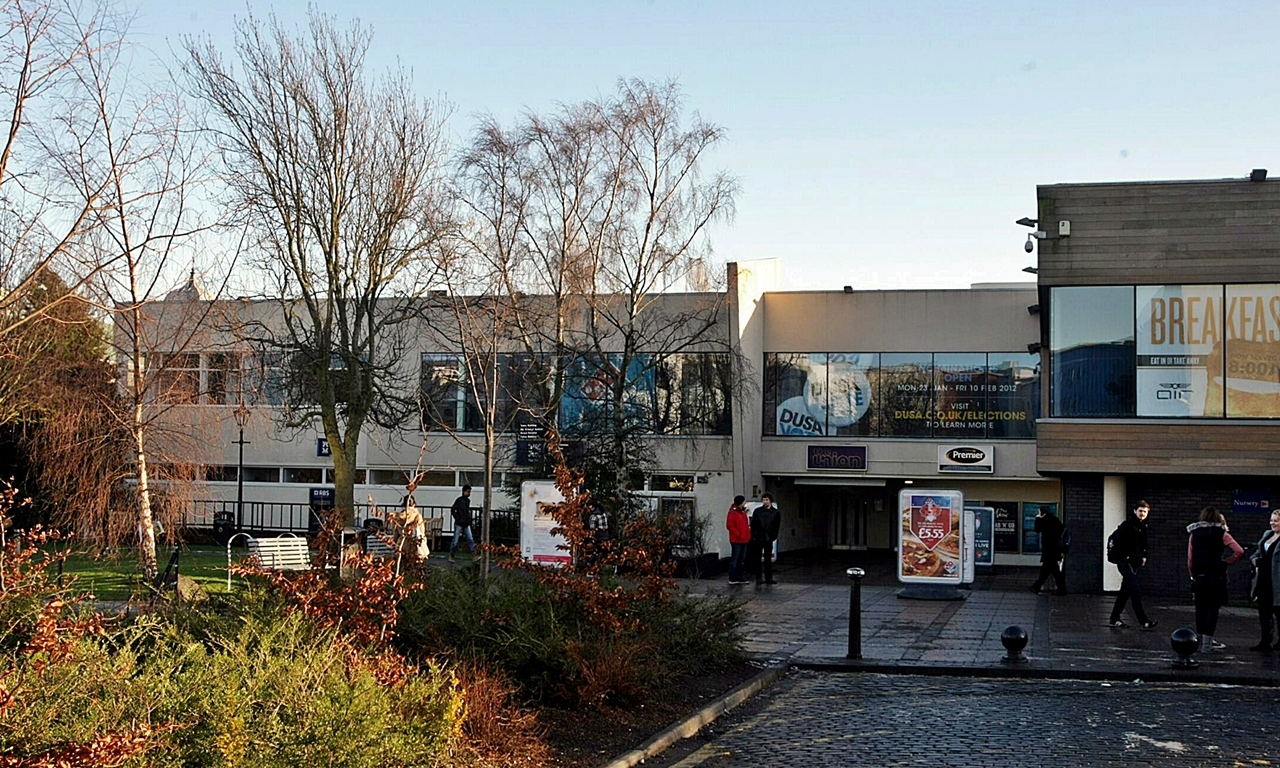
649, 669, 1278, 768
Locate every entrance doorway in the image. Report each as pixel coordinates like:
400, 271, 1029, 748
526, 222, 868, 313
798, 486, 886, 549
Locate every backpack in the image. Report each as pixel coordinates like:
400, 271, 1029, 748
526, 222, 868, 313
1106, 525, 1124, 564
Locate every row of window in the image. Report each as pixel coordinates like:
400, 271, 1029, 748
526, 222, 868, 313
142, 351, 734, 437
1050, 284, 1280, 418
203, 465, 700, 491
762, 352, 1041, 438
420, 352, 733, 436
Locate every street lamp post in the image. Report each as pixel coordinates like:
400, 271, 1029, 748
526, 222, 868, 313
232, 399, 251, 533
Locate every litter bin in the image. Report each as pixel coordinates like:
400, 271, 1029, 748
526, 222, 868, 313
212, 510, 235, 545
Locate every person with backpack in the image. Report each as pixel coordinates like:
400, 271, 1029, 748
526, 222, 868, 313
1029, 505, 1068, 595
1186, 506, 1244, 652
1108, 500, 1158, 630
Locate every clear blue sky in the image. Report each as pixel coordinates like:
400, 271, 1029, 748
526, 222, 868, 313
129, 0, 1280, 291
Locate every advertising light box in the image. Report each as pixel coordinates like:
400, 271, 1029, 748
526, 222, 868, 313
898, 489, 963, 585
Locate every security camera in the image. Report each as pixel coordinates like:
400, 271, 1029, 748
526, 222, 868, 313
1024, 235, 1035, 253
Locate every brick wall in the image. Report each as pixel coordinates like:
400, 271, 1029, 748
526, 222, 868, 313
1062, 475, 1104, 593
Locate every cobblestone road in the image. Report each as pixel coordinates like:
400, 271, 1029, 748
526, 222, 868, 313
651, 671, 1279, 768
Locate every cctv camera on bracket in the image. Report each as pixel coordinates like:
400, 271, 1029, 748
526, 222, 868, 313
1024, 236, 1035, 253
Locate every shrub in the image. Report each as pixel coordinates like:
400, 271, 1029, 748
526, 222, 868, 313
397, 566, 744, 708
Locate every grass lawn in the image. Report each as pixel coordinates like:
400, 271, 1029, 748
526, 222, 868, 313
52, 545, 254, 601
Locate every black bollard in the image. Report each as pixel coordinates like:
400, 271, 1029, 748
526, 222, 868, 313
1170, 627, 1199, 669
846, 567, 866, 659
1000, 625, 1029, 664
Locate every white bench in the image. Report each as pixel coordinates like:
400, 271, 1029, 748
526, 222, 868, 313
247, 535, 311, 571
365, 532, 395, 559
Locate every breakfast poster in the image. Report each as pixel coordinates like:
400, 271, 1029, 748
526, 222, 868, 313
898, 490, 963, 585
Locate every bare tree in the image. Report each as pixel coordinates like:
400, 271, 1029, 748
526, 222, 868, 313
77, 19, 220, 580
429, 118, 533, 575
448, 80, 741, 555
569, 79, 737, 504
183, 9, 452, 525
0, 0, 133, 420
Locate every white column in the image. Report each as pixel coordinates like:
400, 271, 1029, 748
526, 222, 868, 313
1102, 475, 1126, 591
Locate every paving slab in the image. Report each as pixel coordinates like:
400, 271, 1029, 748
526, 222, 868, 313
683, 552, 1280, 686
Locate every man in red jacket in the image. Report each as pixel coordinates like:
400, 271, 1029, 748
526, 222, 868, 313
726, 495, 751, 585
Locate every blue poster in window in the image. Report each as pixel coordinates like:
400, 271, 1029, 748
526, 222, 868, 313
1022, 502, 1053, 555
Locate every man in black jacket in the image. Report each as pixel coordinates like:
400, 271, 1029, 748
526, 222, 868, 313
1109, 501, 1158, 629
750, 493, 781, 587
1030, 506, 1068, 595
449, 485, 475, 563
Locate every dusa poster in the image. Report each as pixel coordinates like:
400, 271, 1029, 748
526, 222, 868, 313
898, 490, 963, 585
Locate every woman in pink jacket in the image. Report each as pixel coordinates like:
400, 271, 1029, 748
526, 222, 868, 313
726, 495, 751, 585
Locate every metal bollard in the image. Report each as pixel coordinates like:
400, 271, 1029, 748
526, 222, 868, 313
1170, 627, 1200, 669
846, 567, 866, 659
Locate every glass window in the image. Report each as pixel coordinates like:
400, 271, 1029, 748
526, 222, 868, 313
421, 355, 481, 432
412, 470, 455, 487
203, 353, 241, 405
987, 353, 1040, 438
654, 353, 734, 435
327, 469, 366, 484
283, 467, 323, 484
242, 467, 280, 483
368, 468, 409, 486
1135, 285, 1224, 417
204, 466, 237, 482
560, 354, 655, 434
1050, 286, 1135, 417
827, 353, 878, 437
243, 353, 287, 406
877, 353, 933, 437
1224, 284, 1280, 417
155, 354, 200, 404
764, 353, 828, 436
933, 353, 988, 439
651, 474, 694, 492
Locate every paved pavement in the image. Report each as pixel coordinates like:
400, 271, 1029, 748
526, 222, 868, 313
649, 670, 1279, 768
683, 552, 1280, 685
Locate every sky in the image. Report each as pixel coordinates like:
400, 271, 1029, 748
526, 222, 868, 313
127, 0, 1280, 291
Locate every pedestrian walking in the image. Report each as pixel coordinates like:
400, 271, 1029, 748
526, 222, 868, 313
1186, 506, 1244, 652
1248, 509, 1280, 652
1029, 505, 1068, 595
726, 495, 751, 585
750, 493, 781, 587
1108, 500, 1158, 630
449, 484, 475, 562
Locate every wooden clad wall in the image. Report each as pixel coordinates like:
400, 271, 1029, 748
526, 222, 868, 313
1036, 420, 1280, 475
1036, 179, 1280, 286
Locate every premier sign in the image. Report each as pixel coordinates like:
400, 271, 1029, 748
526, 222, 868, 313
937, 444, 994, 474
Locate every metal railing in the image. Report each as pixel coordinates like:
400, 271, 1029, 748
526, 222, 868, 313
190, 500, 519, 543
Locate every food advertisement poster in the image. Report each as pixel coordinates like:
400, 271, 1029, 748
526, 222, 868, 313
898, 489, 963, 584
520, 480, 571, 566
1136, 285, 1223, 417
1224, 284, 1280, 417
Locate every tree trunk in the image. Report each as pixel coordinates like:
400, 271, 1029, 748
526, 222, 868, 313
330, 434, 358, 528
481, 435, 494, 578
132, 407, 159, 582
